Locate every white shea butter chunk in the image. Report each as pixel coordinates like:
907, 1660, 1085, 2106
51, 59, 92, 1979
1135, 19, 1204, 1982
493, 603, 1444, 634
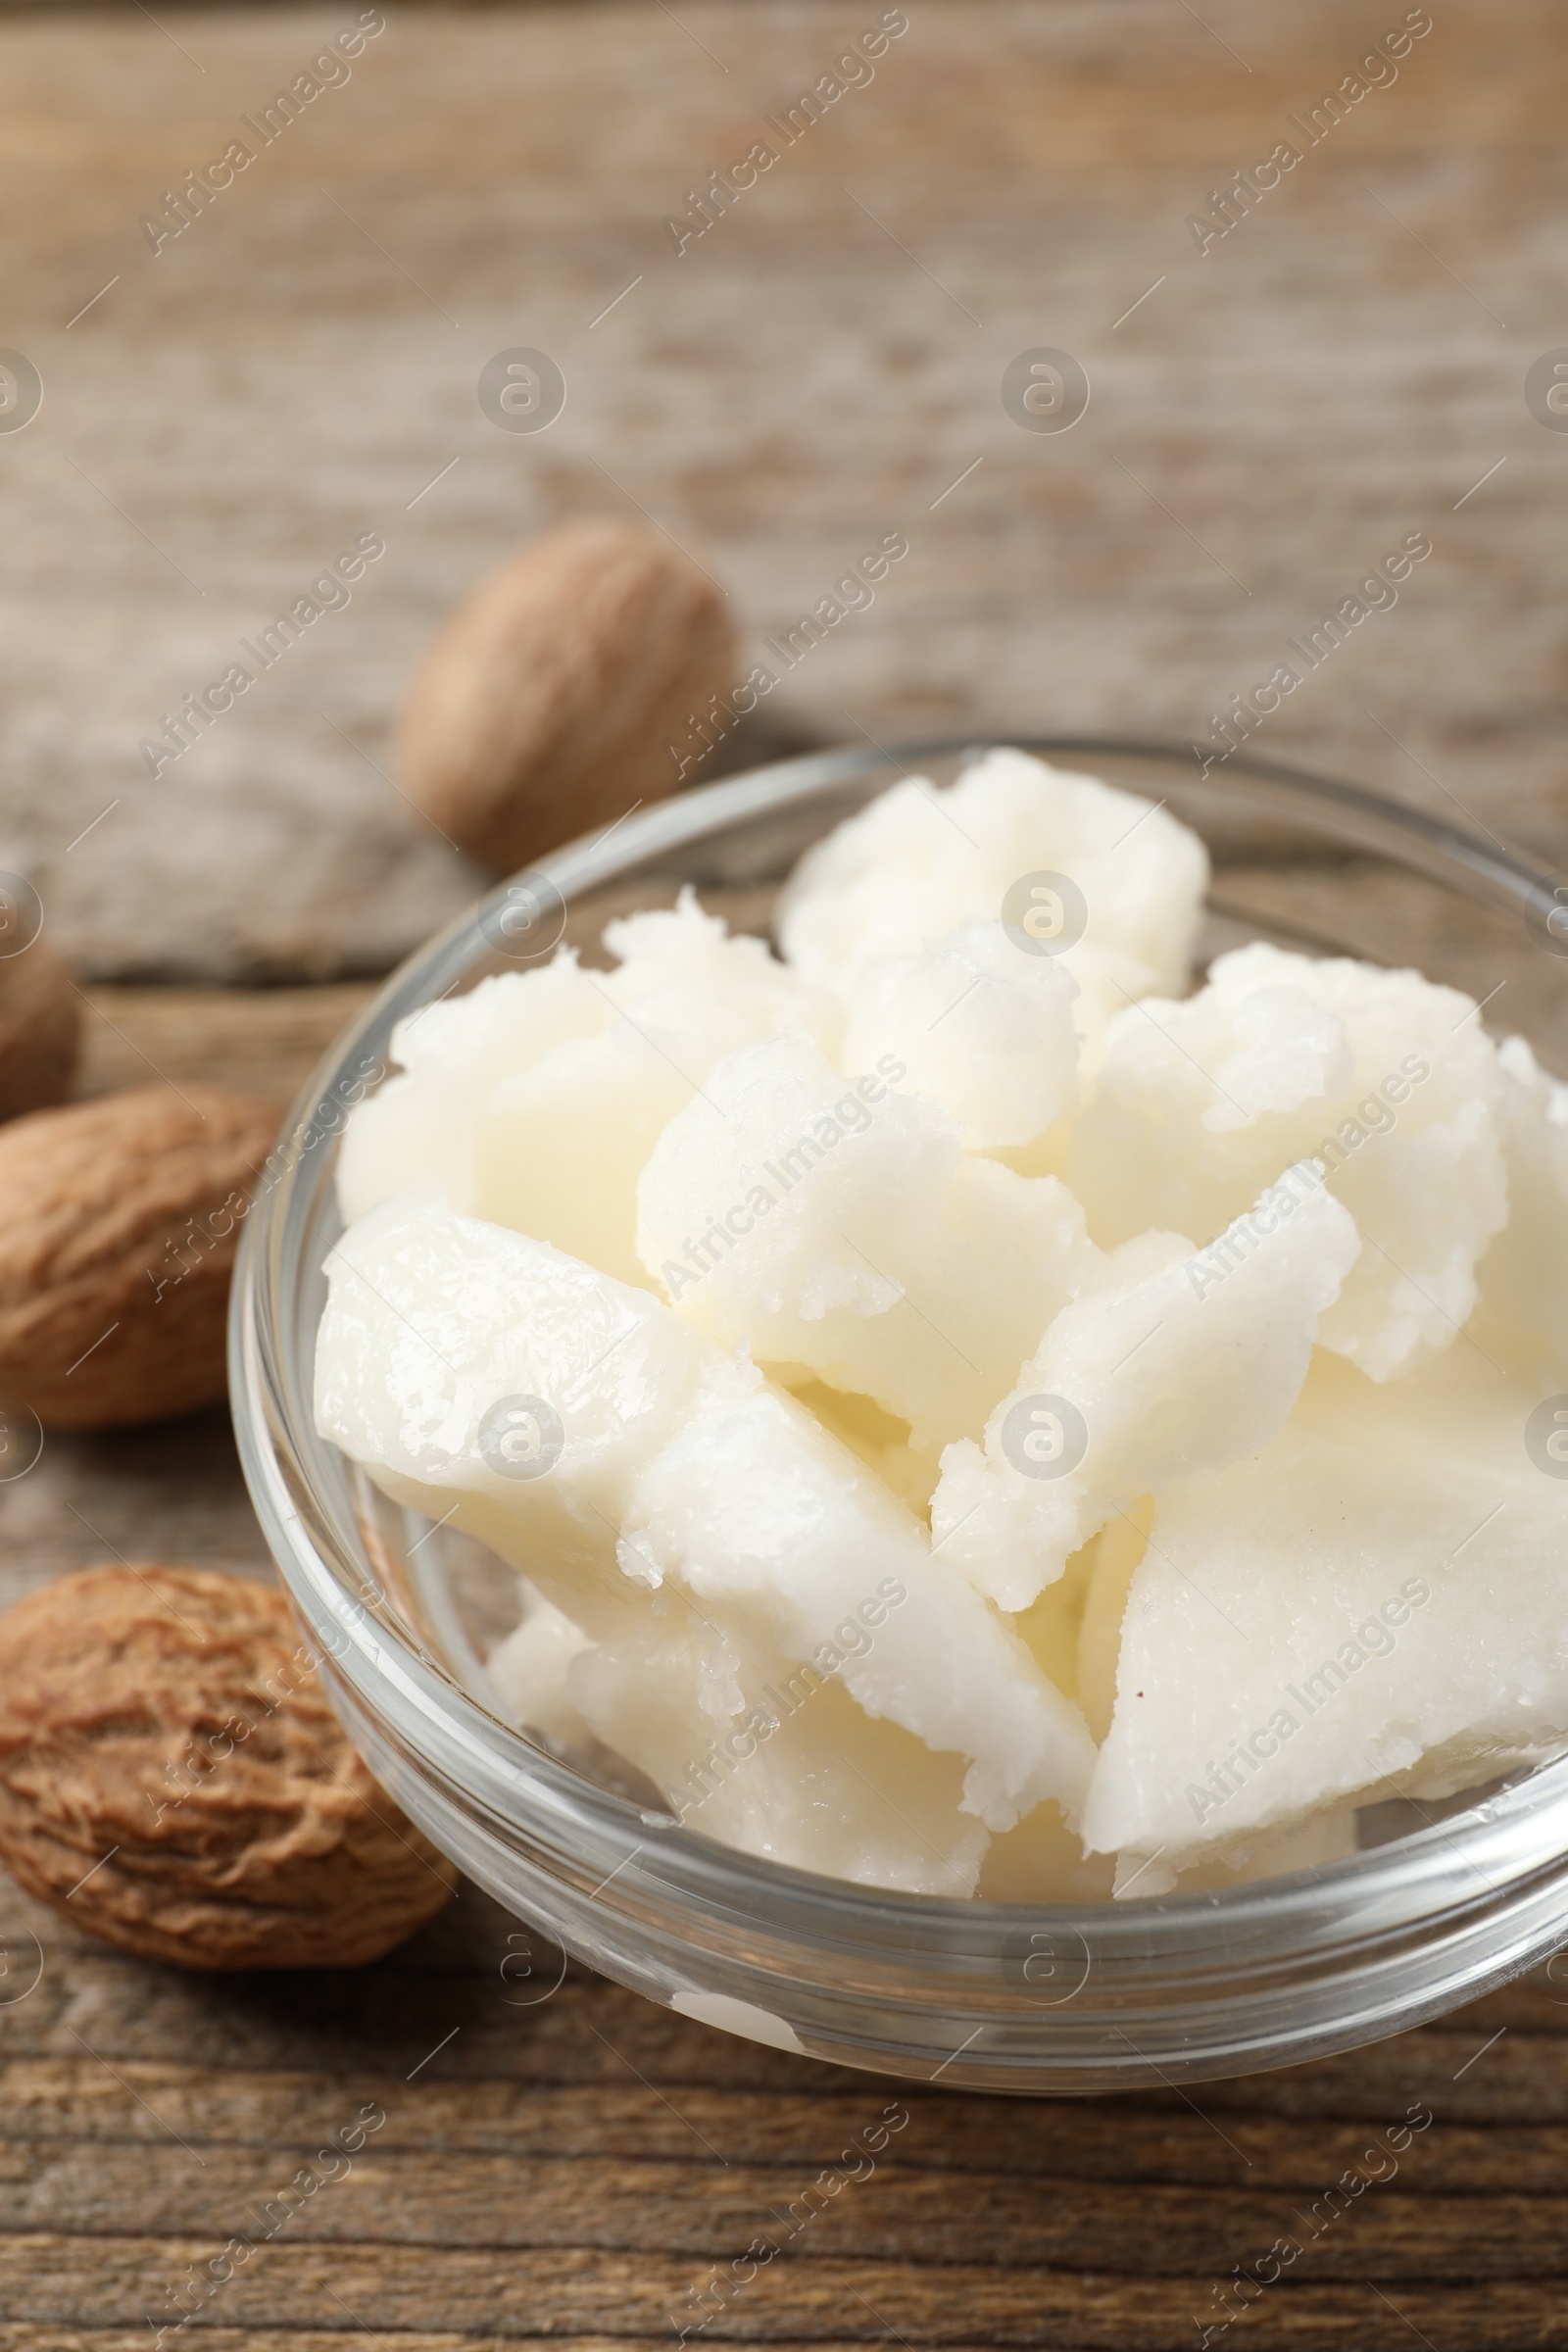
578, 1626, 994, 1894
635, 1032, 1098, 1456
931, 1172, 1361, 1611
1066, 942, 1507, 1381
489, 1590, 989, 1894
623, 1376, 1095, 1830
338, 893, 834, 1285
838, 919, 1080, 1150
1081, 1349, 1568, 1889
487, 1592, 595, 1753
317, 1195, 1094, 1838
337, 951, 611, 1222
316, 1193, 708, 1649
777, 748, 1209, 1033
1477, 1035, 1568, 1380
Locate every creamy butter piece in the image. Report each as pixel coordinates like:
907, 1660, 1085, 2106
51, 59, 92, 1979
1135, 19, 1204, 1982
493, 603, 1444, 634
777, 746, 1209, 1031
318, 1195, 1096, 1848
340, 890, 835, 1284
320, 747, 1564, 1904
1476, 1033, 1568, 1380
836, 918, 1080, 1151
1064, 942, 1508, 1381
931, 1171, 1361, 1611
635, 1031, 1097, 1458
1081, 1346, 1568, 1889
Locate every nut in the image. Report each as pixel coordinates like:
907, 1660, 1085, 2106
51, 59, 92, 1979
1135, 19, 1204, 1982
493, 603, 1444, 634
0, 939, 79, 1123
0, 1565, 457, 1970
0, 1083, 279, 1430
398, 518, 737, 872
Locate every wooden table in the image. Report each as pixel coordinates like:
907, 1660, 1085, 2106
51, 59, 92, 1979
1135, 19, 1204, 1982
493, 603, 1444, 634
6, 3, 1568, 2345
5, 1869, 1565, 2352
2, 0, 1566, 986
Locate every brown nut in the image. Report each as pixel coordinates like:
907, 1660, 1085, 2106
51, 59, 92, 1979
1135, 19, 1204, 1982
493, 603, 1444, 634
0, 937, 79, 1123
0, 1565, 457, 1970
0, 1083, 279, 1430
398, 518, 737, 872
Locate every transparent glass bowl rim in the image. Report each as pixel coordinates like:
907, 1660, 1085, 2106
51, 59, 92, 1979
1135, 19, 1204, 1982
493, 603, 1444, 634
230, 732, 1568, 1983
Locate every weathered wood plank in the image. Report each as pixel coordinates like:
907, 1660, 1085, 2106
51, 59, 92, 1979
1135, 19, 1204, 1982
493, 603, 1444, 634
4, 2054, 1559, 2197
5, 2138, 1567, 2281
74, 986, 376, 1110
0, 1867, 1554, 2111
0, 2338, 700, 2352
0, 2328, 1559, 2352
9, 2234, 1568, 2349
2, 2, 1566, 984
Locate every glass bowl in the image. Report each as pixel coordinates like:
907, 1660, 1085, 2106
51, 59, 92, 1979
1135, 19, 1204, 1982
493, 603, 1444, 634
229, 736, 1568, 2094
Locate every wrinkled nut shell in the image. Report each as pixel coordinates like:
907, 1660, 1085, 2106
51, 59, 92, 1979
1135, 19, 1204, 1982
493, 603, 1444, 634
0, 1565, 457, 1970
0, 940, 79, 1124
398, 518, 737, 872
0, 1083, 279, 1430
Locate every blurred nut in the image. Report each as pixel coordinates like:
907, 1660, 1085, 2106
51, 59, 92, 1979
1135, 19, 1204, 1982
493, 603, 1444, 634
0, 1565, 457, 1970
0, 1084, 278, 1429
398, 518, 737, 872
0, 939, 79, 1122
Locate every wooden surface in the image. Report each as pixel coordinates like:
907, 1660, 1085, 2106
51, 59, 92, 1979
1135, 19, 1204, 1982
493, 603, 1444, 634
1, 0, 1567, 980
0, 988, 1558, 2352
2, 1869, 1565, 2352
5, 1, 1568, 2344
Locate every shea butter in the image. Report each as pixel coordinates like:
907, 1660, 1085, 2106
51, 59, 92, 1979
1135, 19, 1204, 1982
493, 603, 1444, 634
318, 748, 1568, 1901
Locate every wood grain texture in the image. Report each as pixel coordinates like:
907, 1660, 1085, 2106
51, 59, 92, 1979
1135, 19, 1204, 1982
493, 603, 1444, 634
72, 986, 376, 1110
0, 1, 1565, 982
0, 1862, 1563, 2352
0, 983, 1558, 2350
6, 2, 1568, 2322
